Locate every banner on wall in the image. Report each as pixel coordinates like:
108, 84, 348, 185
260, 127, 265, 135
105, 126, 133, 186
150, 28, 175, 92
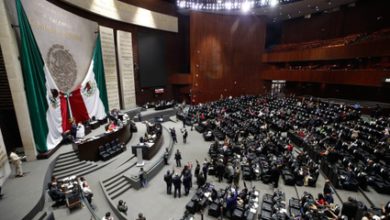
16, 0, 108, 152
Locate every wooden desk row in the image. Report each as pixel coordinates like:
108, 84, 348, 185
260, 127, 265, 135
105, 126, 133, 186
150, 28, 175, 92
73, 122, 132, 161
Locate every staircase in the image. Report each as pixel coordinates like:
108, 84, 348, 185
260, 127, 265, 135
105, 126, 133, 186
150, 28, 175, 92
101, 160, 137, 200
52, 151, 99, 180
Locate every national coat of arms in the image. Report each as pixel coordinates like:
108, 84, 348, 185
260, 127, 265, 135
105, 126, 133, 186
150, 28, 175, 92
46, 44, 77, 92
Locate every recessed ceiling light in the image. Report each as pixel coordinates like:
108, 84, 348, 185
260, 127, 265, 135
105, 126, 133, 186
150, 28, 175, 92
178, 1, 185, 8
225, 1, 232, 10
241, 1, 251, 13
270, 0, 278, 7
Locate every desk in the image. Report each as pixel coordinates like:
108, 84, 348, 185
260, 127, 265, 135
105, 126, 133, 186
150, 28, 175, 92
73, 122, 132, 161
131, 135, 163, 160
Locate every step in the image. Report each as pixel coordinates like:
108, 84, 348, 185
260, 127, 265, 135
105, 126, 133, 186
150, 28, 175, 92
57, 164, 100, 180
102, 160, 137, 186
58, 150, 78, 157
53, 162, 94, 177
106, 177, 127, 193
53, 161, 87, 173
110, 185, 132, 200
55, 157, 81, 168
56, 156, 80, 165
57, 152, 79, 160
103, 174, 126, 188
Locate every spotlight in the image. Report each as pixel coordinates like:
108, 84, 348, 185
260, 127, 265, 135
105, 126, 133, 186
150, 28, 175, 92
270, 0, 278, 7
225, 1, 232, 10
178, 1, 185, 8
241, 1, 251, 13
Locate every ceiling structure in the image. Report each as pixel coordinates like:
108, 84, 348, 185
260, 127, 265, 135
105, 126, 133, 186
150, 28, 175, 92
172, 0, 359, 21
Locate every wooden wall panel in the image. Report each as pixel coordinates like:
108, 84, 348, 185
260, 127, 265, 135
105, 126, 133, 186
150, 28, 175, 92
261, 69, 390, 87
169, 74, 192, 85
190, 12, 267, 103
281, 0, 390, 43
262, 39, 390, 62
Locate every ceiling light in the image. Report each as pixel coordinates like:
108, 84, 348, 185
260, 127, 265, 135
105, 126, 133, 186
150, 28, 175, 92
270, 0, 278, 8
178, 1, 185, 8
225, 2, 232, 10
241, 1, 251, 13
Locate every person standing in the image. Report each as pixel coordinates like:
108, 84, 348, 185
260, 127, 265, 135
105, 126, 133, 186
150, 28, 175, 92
139, 168, 147, 188
270, 165, 280, 188
175, 150, 182, 167
197, 172, 206, 189
202, 161, 209, 181
163, 148, 169, 165
171, 128, 178, 143
182, 129, 188, 144
9, 152, 23, 177
194, 160, 200, 178
183, 170, 191, 196
164, 170, 173, 194
70, 119, 77, 140
172, 174, 182, 198
216, 160, 225, 182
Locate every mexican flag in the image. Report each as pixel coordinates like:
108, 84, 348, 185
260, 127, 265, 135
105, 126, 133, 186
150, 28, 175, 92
16, 0, 108, 153
80, 38, 109, 122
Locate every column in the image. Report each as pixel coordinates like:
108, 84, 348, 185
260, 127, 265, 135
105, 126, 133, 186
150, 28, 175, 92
0, 0, 36, 161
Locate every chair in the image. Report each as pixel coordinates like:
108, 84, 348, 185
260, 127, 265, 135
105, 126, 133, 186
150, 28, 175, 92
99, 146, 110, 161
66, 190, 82, 210
105, 143, 116, 156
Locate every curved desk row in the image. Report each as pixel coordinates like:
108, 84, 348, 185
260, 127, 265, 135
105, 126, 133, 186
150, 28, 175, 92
73, 122, 132, 161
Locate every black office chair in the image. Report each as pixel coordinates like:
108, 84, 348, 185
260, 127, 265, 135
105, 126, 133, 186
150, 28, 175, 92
99, 145, 110, 161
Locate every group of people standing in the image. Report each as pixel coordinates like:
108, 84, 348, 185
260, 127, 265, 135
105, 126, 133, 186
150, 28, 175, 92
169, 128, 188, 144
163, 164, 192, 198
163, 156, 219, 199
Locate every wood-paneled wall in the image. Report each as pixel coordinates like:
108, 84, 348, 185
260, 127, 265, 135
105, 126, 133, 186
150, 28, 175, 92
262, 39, 390, 62
281, 0, 390, 43
261, 69, 390, 87
190, 12, 267, 103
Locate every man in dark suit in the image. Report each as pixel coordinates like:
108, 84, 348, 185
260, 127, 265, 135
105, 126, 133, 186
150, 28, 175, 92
182, 129, 188, 144
183, 171, 191, 196
175, 150, 182, 167
164, 170, 173, 194
172, 174, 182, 198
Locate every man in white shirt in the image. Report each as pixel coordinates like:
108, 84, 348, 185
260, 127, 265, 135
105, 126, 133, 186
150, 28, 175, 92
9, 152, 23, 177
76, 123, 85, 139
